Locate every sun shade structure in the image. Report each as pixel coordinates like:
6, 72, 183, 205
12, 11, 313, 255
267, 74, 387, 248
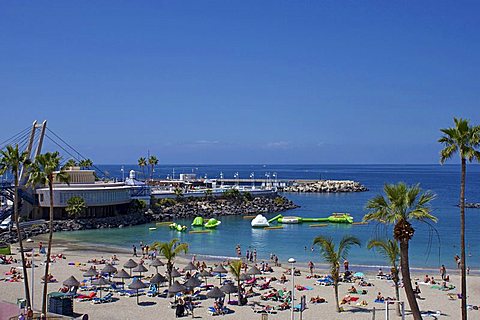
247, 266, 262, 276
220, 283, 238, 301
83, 267, 98, 279
132, 264, 148, 276
239, 273, 251, 281
168, 281, 186, 294
150, 273, 167, 284
124, 259, 139, 276
184, 277, 202, 289
113, 269, 131, 288
150, 259, 165, 273
63, 276, 80, 287
128, 278, 148, 304
101, 264, 117, 279
200, 270, 212, 286
213, 265, 228, 285
170, 268, 182, 278
92, 277, 111, 298
207, 286, 225, 299
183, 262, 198, 271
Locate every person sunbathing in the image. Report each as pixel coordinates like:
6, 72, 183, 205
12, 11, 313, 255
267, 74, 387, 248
280, 274, 287, 284
377, 268, 384, 276
429, 277, 436, 285
310, 296, 326, 303
341, 295, 352, 304
413, 282, 421, 294
376, 292, 384, 301
348, 285, 357, 293
424, 275, 430, 283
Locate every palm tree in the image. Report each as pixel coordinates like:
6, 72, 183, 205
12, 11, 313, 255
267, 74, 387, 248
364, 183, 436, 320
137, 157, 147, 180
27, 152, 69, 315
439, 118, 480, 320
78, 159, 93, 169
229, 260, 244, 305
313, 235, 360, 312
65, 196, 87, 218
0, 145, 32, 308
151, 238, 188, 286
148, 155, 158, 180
63, 159, 77, 169
367, 238, 401, 315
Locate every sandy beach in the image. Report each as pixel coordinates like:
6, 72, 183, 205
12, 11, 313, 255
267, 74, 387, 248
1, 236, 479, 320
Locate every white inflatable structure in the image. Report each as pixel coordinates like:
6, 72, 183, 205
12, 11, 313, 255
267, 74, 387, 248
251, 214, 270, 228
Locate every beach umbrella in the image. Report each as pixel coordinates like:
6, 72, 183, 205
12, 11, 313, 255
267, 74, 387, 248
132, 264, 148, 277
200, 270, 212, 286
168, 281, 186, 301
150, 259, 164, 273
92, 277, 111, 298
213, 265, 228, 285
184, 277, 202, 290
184, 262, 198, 271
113, 269, 131, 289
220, 283, 237, 301
353, 272, 365, 278
247, 266, 262, 279
83, 267, 98, 278
150, 273, 167, 285
129, 278, 148, 305
124, 259, 138, 276
170, 268, 182, 282
63, 275, 80, 288
207, 286, 225, 299
239, 273, 251, 281
101, 264, 117, 279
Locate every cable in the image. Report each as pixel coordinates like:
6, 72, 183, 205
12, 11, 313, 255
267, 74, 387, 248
0, 127, 32, 151
0, 126, 31, 148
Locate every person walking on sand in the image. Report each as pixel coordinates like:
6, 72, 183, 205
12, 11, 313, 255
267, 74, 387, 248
132, 245, 137, 257
308, 261, 314, 276
440, 264, 446, 280
344, 259, 349, 271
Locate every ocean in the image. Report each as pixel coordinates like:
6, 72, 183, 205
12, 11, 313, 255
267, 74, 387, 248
55, 164, 480, 271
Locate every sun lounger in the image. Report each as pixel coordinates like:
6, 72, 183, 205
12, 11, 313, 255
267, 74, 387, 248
76, 292, 96, 302
92, 293, 113, 304
126, 290, 145, 297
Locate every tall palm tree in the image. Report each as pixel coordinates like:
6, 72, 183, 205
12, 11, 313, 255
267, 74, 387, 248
229, 260, 244, 305
151, 238, 188, 286
364, 183, 436, 320
78, 159, 93, 169
368, 238, 401, 315
148, 155, 158, 180
439, 118, 480, 320
137, 157, 147, 180
0, 145, 32, 308
27, 152, 69, 315
313, 235, 360, 312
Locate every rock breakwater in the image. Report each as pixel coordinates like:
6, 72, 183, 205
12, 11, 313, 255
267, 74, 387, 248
284, 180, 368, 193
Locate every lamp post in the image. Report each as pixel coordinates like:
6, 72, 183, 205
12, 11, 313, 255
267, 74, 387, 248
121, 166, 125, 181
250, 172, 255, 190
220, 172, 224, 188
288, 257, 296, 320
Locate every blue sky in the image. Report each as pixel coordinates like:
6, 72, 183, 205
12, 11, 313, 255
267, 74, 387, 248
0, 1, 479, 164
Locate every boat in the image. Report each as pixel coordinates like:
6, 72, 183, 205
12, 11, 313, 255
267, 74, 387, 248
191, 216, 204, 226
204, 218, 221, 229
148, 227, 157, 231
251, 214, 270, 228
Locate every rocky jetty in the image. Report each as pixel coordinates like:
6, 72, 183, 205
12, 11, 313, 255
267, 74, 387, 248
0, 194, 298, 244
150, 194, 298, 221
462, 203, 480, 209
284, 180, 368, 193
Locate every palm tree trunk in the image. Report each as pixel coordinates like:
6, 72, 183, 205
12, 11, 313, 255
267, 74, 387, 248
399, 240, 422, 320
167, 261, 173, 286
460, 158, 467, 320
334, 280, 340, 312
394, 273, 401, 316
237, 278, 243, 305
14, 171, 31, 308
41, 181, 54, 315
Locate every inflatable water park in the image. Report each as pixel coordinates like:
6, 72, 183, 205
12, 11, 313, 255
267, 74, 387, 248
165, 217, 223, 232
251, 213, 354, 228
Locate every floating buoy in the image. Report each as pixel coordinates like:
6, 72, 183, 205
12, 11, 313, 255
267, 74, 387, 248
156, 222, 173, 226
309, 224, 328, 227
189, 230, 211, 234
243, 215, 256, 219
264, 226, 283, 230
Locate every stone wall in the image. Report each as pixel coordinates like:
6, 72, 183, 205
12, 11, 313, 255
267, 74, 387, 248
284, 180, 368, 193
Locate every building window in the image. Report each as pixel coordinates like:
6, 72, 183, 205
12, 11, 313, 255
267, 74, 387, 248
39, 194, 44, 202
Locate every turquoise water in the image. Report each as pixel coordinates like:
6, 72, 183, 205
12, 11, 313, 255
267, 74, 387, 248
55, 164, 480, 270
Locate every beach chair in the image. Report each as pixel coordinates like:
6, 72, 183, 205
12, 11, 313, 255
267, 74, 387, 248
76, 292, 97, 302
208, 306, 232, 316
92, 293, 113, 304
147, 284, 158, 297
126, 290, 145, 297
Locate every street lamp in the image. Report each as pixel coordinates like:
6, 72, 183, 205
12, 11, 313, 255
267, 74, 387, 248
250, 172, 255, 189
288, 257, 296, 320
